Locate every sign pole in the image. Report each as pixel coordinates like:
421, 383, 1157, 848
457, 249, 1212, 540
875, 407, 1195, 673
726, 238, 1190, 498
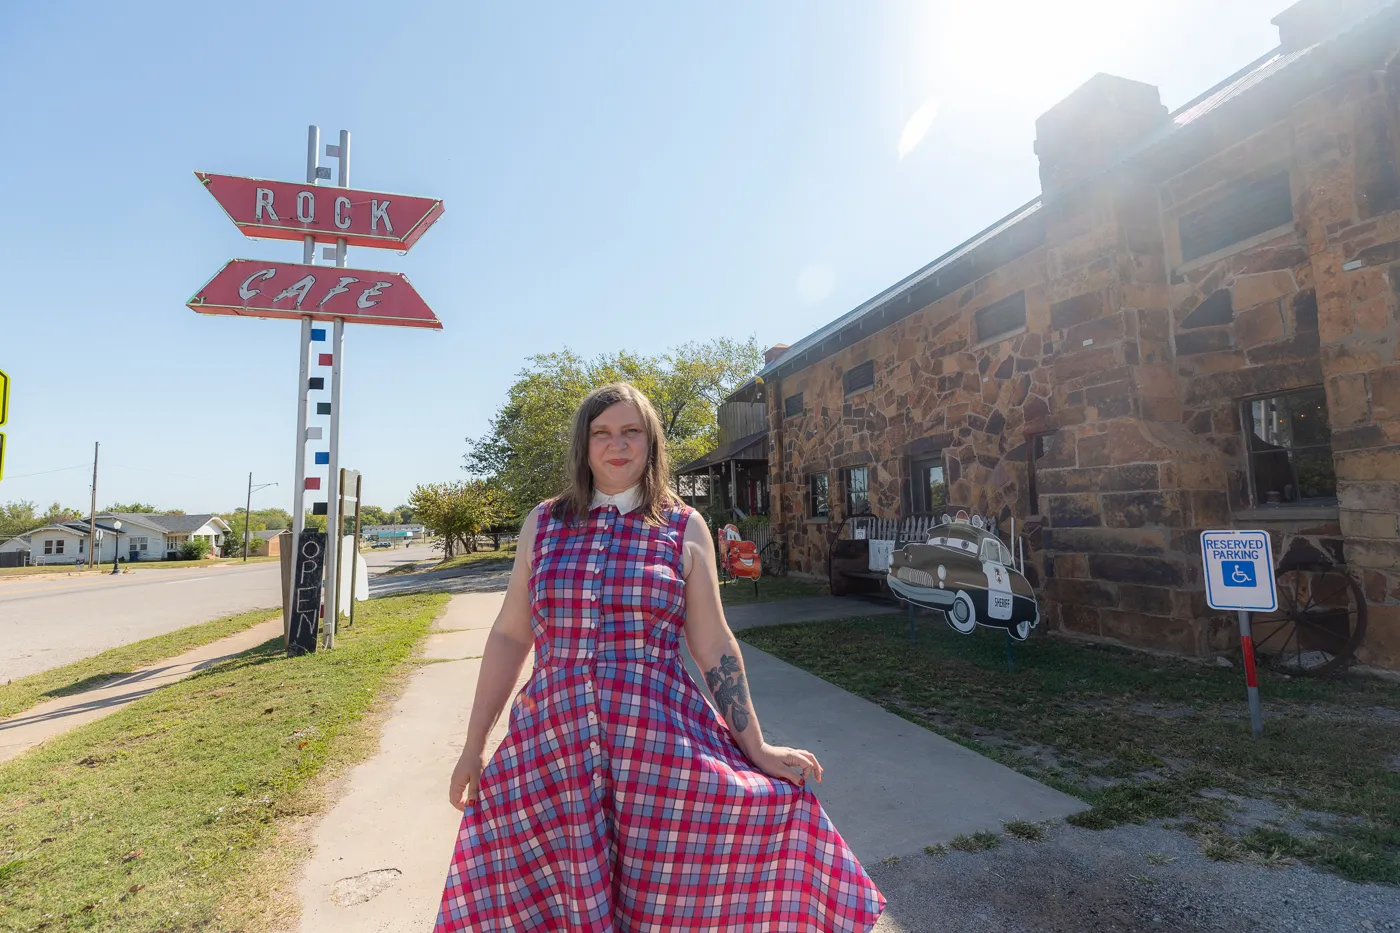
322, 131, 350, 649
1200, 529, 1275, 740
1238, 609, 1263, 738
288, 125, 319, 655
347, 471, 363, 631
325, 317, 345, 648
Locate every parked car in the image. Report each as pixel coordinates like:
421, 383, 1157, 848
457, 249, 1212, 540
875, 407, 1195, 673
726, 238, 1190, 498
886, 514, 1040, 641
371, 540, 393, 549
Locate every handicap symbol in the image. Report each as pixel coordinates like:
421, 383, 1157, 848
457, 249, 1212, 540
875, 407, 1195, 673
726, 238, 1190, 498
1222, 561, 1255, 587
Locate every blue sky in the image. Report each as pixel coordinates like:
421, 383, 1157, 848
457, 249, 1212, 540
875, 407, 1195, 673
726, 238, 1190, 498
0, 0, 1287, 516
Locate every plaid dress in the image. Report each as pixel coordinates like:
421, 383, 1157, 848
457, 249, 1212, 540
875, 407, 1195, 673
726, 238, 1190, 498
435, 499, 884, 932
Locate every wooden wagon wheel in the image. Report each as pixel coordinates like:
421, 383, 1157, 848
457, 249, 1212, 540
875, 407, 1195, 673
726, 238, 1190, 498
759, 540, 787, 577
1251, 563, 1367, 677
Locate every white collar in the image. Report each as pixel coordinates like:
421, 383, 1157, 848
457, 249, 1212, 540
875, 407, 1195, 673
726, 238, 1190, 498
591, 484, 642, 514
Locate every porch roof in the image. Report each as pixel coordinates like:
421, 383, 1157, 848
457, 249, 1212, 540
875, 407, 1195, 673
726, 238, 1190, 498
675, 430, 768, 475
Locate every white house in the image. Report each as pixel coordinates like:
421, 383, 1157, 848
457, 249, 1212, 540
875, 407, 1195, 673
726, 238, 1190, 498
4, 514, 233, 565
2, 520, 113, 566
96, 513, 232, 561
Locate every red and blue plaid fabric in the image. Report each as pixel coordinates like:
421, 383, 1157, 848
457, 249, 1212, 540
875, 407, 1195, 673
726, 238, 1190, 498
435, 501, 884, 931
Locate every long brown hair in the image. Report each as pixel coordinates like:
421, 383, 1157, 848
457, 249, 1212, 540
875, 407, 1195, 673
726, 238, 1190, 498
551, 383, 679, 525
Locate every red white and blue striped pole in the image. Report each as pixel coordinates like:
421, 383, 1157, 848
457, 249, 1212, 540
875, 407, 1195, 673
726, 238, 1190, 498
288, 126, 319, 651
322, 130, 350, 649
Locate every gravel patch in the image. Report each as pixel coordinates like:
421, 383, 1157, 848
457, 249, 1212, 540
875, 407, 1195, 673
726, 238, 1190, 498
866, 821, 1400, 933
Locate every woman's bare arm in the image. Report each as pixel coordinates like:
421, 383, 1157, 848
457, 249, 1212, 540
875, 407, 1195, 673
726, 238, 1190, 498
449, 507, 540, 807
681, 513, 821, 784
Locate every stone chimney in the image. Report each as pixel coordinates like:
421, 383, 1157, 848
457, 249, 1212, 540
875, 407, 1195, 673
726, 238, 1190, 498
1272, 0, 1388, 52
1033, 73, 1169, 197
763, 343, 790, 365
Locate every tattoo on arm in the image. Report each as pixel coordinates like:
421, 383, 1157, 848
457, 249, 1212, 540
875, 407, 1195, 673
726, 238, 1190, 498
704, 653, 751, 733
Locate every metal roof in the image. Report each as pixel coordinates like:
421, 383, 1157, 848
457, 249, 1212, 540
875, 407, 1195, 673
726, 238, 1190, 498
675, 430, 769, 474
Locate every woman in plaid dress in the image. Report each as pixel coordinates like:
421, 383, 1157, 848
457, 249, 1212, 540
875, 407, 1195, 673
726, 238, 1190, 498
436, 383, 884, 932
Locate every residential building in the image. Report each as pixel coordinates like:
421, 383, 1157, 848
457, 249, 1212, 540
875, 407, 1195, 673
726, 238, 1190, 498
361, 523, 427, 542
2, 520, 117, 566
254, 529, 287, 557
760, 0, 1400, 669
675, 361, 777, 518
93, 512, 232, 561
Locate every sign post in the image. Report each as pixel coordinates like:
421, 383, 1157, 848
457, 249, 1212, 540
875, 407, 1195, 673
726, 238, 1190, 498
190, 126, 443, 655
0, 367, 8, 482
1200, 529, 1277, 738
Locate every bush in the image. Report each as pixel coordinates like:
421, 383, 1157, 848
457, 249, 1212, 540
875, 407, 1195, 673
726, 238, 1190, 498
179, 537, 212, 560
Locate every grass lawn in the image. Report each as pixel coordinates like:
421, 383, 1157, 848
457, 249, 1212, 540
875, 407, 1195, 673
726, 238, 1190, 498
741, 613, 1400, 884
0, 557, 278, 579
437, 545, 515, 572
0, 607, 280, 719
383, 545, 517, 576
718, 575, 827, 606
0, 592, 449, 932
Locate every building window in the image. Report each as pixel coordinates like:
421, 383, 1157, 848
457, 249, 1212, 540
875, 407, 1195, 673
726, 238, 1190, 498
43, 540, 54, 555
678, 475, 711, 498
1179, 171, 1293, 262
909, 456, 947, 514
784, 392, 804, 418
78, 539, 84, 554
1243, 388, 1336, 506
844, 466, 871, 516
807, 472, 830, 518
1026, 433, 1052, 515
130, 536, 148, 553
843, 361, 874, 396
975, 292, 1027, 343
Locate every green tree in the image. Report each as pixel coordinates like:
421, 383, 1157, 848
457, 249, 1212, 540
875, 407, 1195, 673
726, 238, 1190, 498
465, 337, 762, 514
409, 480, 508, 558
217, 507, 293, 557
359, 505, 391, 527
105, 502, 159, 514
0, 500, 41, 538
42, 503, 84, 524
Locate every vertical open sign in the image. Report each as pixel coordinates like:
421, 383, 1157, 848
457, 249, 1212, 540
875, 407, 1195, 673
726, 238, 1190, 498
289, 531, 327, 655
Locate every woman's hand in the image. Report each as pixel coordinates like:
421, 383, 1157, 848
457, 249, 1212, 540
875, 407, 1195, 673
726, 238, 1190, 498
749, 742, 823, 787
449, 748, 487, 812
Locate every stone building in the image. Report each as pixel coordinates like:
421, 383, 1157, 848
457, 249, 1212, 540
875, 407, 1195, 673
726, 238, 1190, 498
758, 0, 1400, 669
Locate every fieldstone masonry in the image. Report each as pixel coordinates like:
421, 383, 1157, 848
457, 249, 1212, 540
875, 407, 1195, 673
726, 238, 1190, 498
765, 0, 1400, 669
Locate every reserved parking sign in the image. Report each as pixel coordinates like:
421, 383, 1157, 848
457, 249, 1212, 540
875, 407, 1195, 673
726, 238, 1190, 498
1200, 530, 1276, 612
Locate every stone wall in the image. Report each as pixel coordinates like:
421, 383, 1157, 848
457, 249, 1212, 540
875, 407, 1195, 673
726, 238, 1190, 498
767, 16, 1400, 669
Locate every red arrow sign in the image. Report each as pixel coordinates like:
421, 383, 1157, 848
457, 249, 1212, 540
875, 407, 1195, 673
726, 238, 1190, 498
195, 172, 444, 251
188, 260, 443, 329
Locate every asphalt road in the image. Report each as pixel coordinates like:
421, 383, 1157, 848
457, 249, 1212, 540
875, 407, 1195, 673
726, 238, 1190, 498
0, 544, 442, 684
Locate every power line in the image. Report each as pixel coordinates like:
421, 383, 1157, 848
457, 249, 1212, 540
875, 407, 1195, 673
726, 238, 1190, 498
1, 464, 87, 480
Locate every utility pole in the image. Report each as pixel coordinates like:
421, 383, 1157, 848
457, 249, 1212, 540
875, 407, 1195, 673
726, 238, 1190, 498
243, 474, 278, 561
244, 472, 253, 562
87, 442, 99, 569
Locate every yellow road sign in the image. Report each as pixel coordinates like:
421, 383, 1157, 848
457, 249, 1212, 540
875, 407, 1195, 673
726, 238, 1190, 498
0, 368, 7, 426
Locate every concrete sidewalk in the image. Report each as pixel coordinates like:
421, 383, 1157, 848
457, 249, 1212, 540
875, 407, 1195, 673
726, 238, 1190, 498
296, 592, 517, 932
0, 617, 282, 764
294, 591, 1084, 930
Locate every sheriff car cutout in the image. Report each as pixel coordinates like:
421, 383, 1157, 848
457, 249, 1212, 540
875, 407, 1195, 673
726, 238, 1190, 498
886, 513, 1040, 641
